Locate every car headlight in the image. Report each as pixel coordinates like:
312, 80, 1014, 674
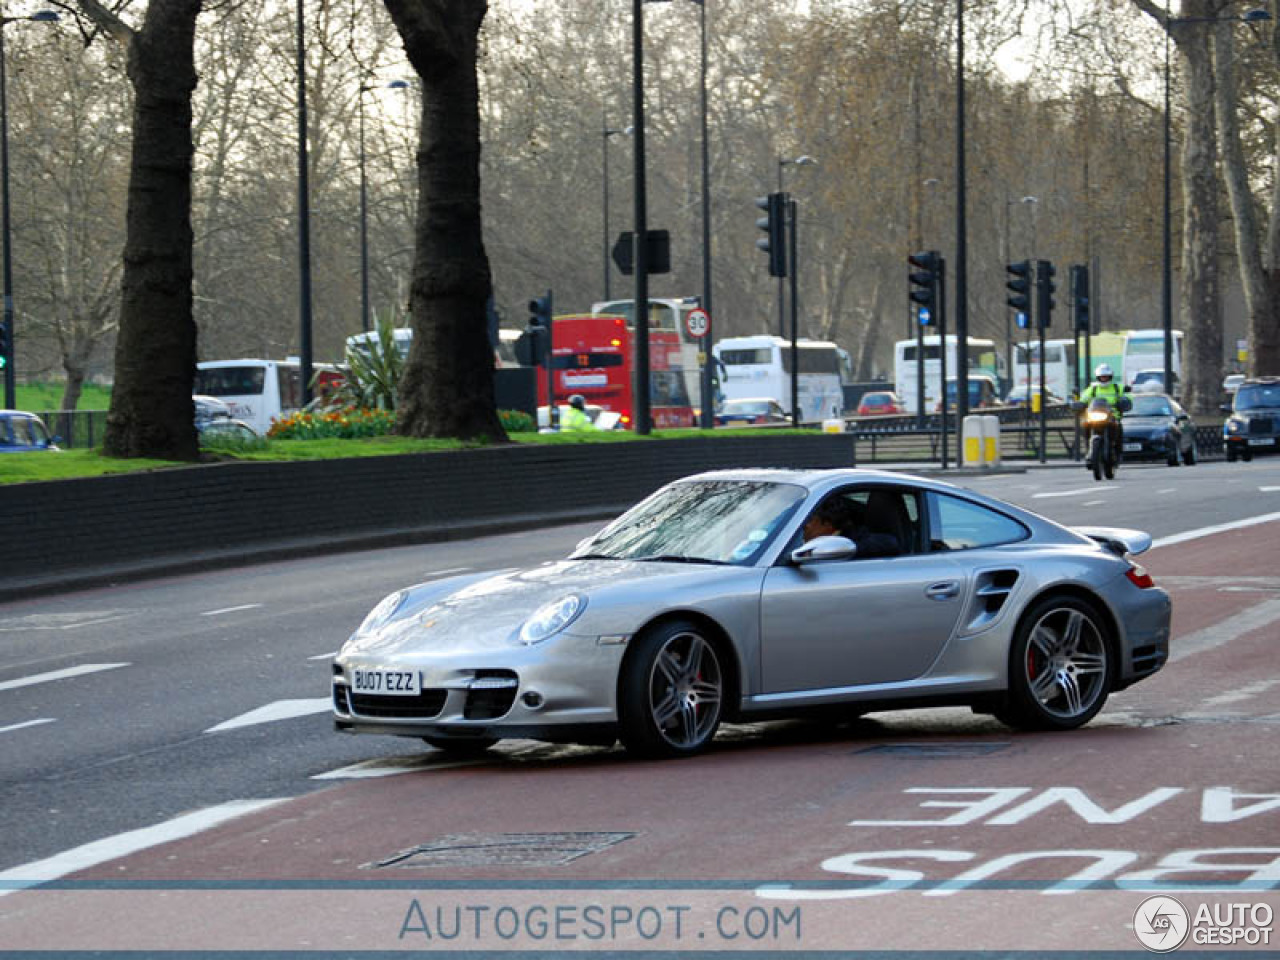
357, 590, 407, 635
518, 594, 586, 645
1226, 419, 1242, 434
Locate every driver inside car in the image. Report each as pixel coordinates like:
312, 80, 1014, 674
802, 495, 902, 559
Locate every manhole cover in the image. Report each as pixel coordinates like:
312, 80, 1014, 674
369, 831, 635, 869
857, 742, 1010, 757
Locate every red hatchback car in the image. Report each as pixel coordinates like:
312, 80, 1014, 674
856, 391, 903, 416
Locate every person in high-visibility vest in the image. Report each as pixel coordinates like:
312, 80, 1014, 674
1079, 363, 1127, 453
560, 394, 594, 432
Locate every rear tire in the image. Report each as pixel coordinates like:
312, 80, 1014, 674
1002, 595, 1114, 731
618, 619, 724, 759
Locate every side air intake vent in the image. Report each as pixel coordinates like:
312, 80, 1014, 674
962, 569, 1021, 634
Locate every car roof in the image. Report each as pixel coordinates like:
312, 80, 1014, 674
1240, 376, 1280, 385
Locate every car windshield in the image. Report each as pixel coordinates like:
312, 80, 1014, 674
1235, 384, 1280, 410
573, 479, 807, 566
723, 401, 771, 415
1130, 396, 1173, 417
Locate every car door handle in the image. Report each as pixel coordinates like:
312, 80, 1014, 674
925, 580, 960, 601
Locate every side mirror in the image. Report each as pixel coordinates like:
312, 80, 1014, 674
1124, 384, 1133, 393
1220, 403, 1233, 414
791, 535, 857, 564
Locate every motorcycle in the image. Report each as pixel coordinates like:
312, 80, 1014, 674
1080, 395, 1130, 481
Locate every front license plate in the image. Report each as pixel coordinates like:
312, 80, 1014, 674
1248, 438, 1276, 447
351, 667, 420, 696
1123, 443, 1142, 452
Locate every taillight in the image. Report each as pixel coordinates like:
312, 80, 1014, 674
754, 416, 764, 424
1125, 560, 1155, 589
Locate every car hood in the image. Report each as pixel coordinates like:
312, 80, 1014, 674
1123, 416, 1173, 430
340, 558, 735, 658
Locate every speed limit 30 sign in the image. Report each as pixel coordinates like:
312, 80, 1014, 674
685, 308, 710, 339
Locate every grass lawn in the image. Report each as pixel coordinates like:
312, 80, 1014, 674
0, 425, 822, 484
15, 383, 112, 412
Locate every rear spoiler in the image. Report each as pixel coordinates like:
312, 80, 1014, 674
1071, 526, 1153, 557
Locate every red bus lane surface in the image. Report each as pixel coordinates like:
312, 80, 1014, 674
2, 523, 1279, 953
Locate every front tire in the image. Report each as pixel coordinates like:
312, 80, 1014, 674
1001, 595, 1114, 731
618, 620, 724, 759
1183, 441, 1196, 466
1088, 435, 1103, 481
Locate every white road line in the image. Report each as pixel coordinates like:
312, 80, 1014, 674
307, 651, 338, 661
1261, 486, 1280, 493
204, 698, 331, 733
0, 663, 129, 693
1171, 597, 1280, 663
1083, 500, 1107, 507
1151, 510, 1280, 550
1032, 485, 1117, 499
0, 798, 287, 897
199, 603, 263, 617
60, 615, 129, 631
1157, 488, 1176, 494
0, 718, 55, 734
423, 566, 471, 579
311, 757, 484, 780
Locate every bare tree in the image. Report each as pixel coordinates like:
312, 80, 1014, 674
73, 0, 203, 459
1213, 11, 1280, 376
381, 0, 504, 440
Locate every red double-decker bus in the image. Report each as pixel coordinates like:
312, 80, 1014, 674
537, 313, 695, 429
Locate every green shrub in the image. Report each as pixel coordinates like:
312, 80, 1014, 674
499, 409, 536, 433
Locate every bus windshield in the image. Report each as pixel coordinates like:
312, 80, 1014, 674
194, 366, 266, 397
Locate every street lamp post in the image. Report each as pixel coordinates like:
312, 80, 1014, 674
600, 119, 630, 303
0, 9, 57, 410
358, 79, 408, 335
1161, 7, 1270, 398
642, 0, 714, 428
1002, 194, 1037, 396
296, 0, 314, 404
776, 155, 815, 338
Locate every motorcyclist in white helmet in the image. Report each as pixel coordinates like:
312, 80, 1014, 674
1080, 363, 1128, 455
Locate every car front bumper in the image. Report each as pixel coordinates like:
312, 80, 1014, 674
332, 632, 625, 738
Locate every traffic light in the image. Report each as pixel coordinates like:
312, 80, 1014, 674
755, 192, 788, 278
1070, 263, 1090, 334
517, 290, 552, 365
1005, 260, 1031, 326
0, 323, 8, 371
908, 250, 940, 326
1035, 259, 1056, 329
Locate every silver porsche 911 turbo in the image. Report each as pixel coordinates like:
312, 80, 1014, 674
333, 469, 1171, 758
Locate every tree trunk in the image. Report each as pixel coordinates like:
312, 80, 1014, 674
81, 0, 202, 460
1178, 17, 1222, 417
1214, 20, 1276, 380
382, 0, 505, 441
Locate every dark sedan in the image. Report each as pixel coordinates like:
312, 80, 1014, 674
715, 398, 790, 427
1121, 394, 1196, 466
1224, 377, 1280, 462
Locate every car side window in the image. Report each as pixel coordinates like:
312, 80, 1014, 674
929, 493, 1029, 551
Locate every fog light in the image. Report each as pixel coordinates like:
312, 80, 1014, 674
522, 691, 544, 709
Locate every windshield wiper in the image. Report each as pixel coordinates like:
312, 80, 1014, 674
572, 553, 620, 561
635, 554, 730, 566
